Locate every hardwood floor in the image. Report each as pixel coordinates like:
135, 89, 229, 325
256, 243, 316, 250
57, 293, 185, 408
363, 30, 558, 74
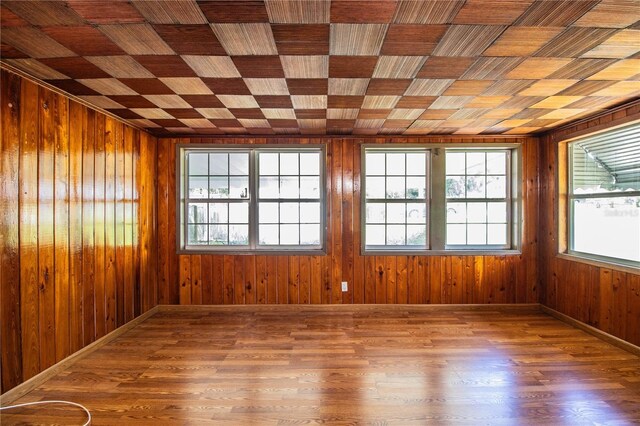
2, 305, 639, 425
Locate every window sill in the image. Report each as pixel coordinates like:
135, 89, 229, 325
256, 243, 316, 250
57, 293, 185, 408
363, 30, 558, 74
361, 249, 522, 256
556, 253, 640, 275
177, 249, 327, 256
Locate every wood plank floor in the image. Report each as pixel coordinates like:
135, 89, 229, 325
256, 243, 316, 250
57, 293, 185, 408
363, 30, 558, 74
2, 305, 639, 425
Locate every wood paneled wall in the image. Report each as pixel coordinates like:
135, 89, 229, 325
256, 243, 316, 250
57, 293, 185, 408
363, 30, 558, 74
539, 101, 640, 347
0, 69, 158, 393
156, 136, 540, 307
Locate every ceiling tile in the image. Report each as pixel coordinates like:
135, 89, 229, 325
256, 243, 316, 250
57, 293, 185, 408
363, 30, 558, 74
85, 56, 154, 78
330, 24, 388, 56
182, 55, 240, 78
366, 79, 412, 95
79, 78, 139, 96
99, 24, 175, 55
453, 0, 532, 25
534, 27, 617, 57
505, 58, 572, 80
181, 95, 225, 108
244, 78, 290, 95
231, 56, 285, 78
42, 26, 126, 56
586, 59, 640, 80
573, 0, 640, 28
198, 1, 269, 23
548, 58, 616, 80
265, 0, 330, 23
416, 57, 474, 78
131, 0, 207, 24
372, 56, 426, 78
286, 79, 328, 95
291, 95, 327, 109
159, 78, 213, 95
67, 0, 145, 24
281, 55, 328, 78
217, 95, 260, 108
1, 27, 75, 58
514, 1, 599, 26
328, 78, 370, 96
393, 0, 464, 24
40, 57, 111, 79
4, 58, 69, 80
255, 95, 294, 108
405, 79, 454, 96
461, 57, 523, 80
381, 24, 447, 55
211, 23, 277, 55
152, 25, 226, 55
120, 78, 175, 95
581, 30, 640, 59
3, 0, 85, 25
202, 78, 251, 94
331, 1, 397, 23
329, 56, 378, 78
518, 80, 579, 96
271, 24, 330, 55
432, 25, 506, 56
135, 55, 197, 77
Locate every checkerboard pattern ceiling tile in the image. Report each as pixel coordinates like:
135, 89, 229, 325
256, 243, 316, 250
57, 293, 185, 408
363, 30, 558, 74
2, 0, 639, 136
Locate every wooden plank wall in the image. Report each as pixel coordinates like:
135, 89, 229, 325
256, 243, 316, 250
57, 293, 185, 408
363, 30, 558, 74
0, 69, 158, 393
156, 136, 540, 307
539, 101, 640, 347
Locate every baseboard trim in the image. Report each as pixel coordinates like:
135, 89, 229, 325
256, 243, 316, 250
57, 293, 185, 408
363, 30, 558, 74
0, 306, 160, 406
157, 303, 542, 312
540, 305, 640, 357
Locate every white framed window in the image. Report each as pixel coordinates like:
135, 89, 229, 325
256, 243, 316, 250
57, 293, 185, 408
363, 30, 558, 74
362, 144, 520, 254
567, 122, 640, 267
178, 145, 326, 253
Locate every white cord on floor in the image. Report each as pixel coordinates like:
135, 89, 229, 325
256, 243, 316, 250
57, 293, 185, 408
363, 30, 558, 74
0, 400, 91, 425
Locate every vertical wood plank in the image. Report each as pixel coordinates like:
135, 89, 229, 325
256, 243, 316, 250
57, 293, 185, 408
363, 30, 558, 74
68, 101, 83, 354
156, 138, 170, 304
123, 126, 134, 321
299, 256, 311, 304
53, 91, 70, 363
256, 255, 267, 304
331, 139, 343, 304
212, 256, 224, 304
114, 121, 125, 327
396, 256, 408, 304
277, 256, 288, 304
233, 256, 244, 304
1, 70, 23, 391
104, 116, 117, 334
244, 256, 256, 304
179, 255, 192, 305
90, 111, 102, 341
201, 255, 213, 304
191, 254, 202, 304
386, 256, 396, 304
223, 255, 234, 304
342, 138, 354, 304
310, 256, 322, 304
288, 256, 300, 304
38, 86, 56, 371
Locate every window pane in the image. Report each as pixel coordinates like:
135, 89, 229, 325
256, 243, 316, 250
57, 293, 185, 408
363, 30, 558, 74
189, 153, 208, 175
209, 176, 229, 198
209, 225, 228, 245
406, 153, 426, 175
229, 176, 249, 199
187, 203, 207, 223
280, 176, 299, 198
300, 176, 320, 198
366, 177, 385, 199
406, 176, 426, 199
486, 176, 506, 198
229, 224, 249, 245
467, 224, 487, 245
188, 224, 208, 245
407, 203, 426, 224
300, 224, 320, 245
209, 153, 228, 175
280, 224, 299, 244
366, 203, 386, 224
447, 224, 466, 245
387, 153, 405, 176
280, 153, 299, 175
189, 176, 208, 199
446, 152, 465, 174
487, 152, 506, 175
229, 153, 248, 175
467, 202, 487, 223
209, 203, 228, 224
446, 176, 465, 198
259, 177, 279, 198
386, 225, 406, 245
387, 203, 405, 223
300, 152, 320, 175
386, 177, 405, 199
488, 224, 507, 245
466, 176, 485, 198
488, 202, 507, 223
407, 225, 426, 246
280, 202, 299, 223
300, 202, 321, 223
366, 225, 385, 245
259, 202, 278, 223
573, 197, 640, 262
466, 152, 485, 175
366, 153, 385, 175
260, 153, 279, 175
447, 202, 466, 223
229, 203, 248, 223
259, 224, 278, 245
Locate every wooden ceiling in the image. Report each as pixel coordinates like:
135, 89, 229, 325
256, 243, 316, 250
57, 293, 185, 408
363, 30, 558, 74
1, 0, 639, 136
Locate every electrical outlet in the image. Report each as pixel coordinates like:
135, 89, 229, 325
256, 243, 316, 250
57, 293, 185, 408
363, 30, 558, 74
341, 281, 348, 292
